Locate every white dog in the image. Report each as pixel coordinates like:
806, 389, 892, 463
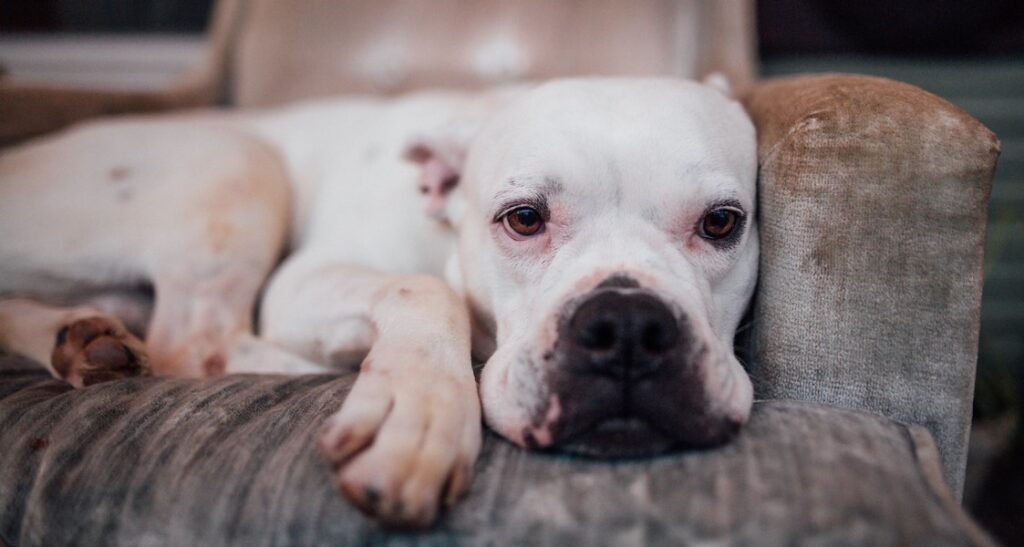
0, 78, 757, 527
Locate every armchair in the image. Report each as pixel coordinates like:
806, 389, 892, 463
0, 1, 1000, 543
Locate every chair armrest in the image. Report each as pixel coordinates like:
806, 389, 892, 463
0, 84, 209, 148
0, 0, 240, 148
742, 74, 1001, 497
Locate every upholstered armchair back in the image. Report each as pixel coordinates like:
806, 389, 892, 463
226, 0, 756, 105
222, 0, 999, 496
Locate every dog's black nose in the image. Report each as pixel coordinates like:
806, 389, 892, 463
565, 289, 682, 380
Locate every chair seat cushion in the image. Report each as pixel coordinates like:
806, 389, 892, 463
0, 355, 992, 546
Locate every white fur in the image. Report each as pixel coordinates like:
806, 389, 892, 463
0, 78, 757, 527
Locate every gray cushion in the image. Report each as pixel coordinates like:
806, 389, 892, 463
0, 355, 993, 546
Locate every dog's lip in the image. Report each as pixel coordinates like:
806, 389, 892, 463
556, 416, 676, 458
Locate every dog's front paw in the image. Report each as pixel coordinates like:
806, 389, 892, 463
51, 316, 150, 388
319, 357, 481, 529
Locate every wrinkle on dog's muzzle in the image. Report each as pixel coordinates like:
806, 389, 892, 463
563, 288, 687, 382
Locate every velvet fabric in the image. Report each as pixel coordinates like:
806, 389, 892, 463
0, 69, 1001, 544
0, 355, 993, 546
230, 0, 756, 106
742, 74, 1000, 497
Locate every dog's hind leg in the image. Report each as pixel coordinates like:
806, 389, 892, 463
0, 118, 324, 379
0, 297, 149, 387
259, 248, 480, 528
135, 138, 330, 377
145, 267, 329, 378
138, 202, 333, 377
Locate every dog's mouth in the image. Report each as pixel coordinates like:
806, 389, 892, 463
557, 416, 676, 458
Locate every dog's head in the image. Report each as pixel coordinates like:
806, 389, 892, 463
407, 78, 757, 457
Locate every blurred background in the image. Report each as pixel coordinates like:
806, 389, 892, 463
1, 0, 1021, 543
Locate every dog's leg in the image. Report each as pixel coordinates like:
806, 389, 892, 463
0, 119, 319, 379
261, 250, 481, 528
145, 265, 330, 378
0, 298, 149, 387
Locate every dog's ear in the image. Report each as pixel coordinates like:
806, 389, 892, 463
701, 72, 734, 99
404, 121, 477, 220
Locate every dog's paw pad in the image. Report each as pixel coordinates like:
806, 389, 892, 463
52, 316, 150, 387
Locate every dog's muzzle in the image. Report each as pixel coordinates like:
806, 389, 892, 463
545, 282, 741, 457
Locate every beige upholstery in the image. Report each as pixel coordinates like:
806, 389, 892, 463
0, 0, 753, 147
230, 0, 756, 106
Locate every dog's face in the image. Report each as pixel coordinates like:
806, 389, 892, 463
412, 78, 757, 457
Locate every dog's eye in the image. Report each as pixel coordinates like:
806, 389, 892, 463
503, 206, 544, 237
699, 208, 740, 240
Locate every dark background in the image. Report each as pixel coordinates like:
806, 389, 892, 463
0, 0, 213, 33
4, 0, 1024, 56
759, 0, 1024, 56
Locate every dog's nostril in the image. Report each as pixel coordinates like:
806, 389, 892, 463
580, 320, 617, 351
641, 322, 666, 353
640, 314, 679, 354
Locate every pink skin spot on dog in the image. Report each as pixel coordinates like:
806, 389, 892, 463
109, 166, 132, 182
570, 268, 659, 295
571, 271, 610, 294
685, 235, 703, 252
535, 321, 560, 358
203, 353, 226, 377
499, 362, 511, 386
206, 219, 235, 254
526, 394, 561, 447
536, 328, 555, 353
417, 157, 458, 217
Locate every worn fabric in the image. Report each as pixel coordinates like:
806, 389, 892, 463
742, 74, 1000, 497
0, 355, 993, 546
